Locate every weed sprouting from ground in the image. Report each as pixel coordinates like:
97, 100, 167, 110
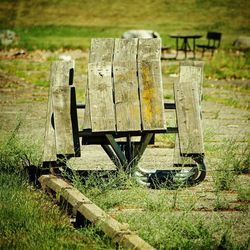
213, 138, 250, 191
1, 124, 249, 249
234, 141, 250, 174
214, 191, 230, 211
213, 168, 236, 191
115, 209, 249, 250
0, 123, 42, 173
0, 129, 117, 249
68, 168, 138, 199
0, 171, 116, 249
61, 134, 250, 249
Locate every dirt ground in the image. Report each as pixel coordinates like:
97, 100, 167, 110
0, 50, 250, 245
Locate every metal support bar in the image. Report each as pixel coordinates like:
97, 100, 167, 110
166, 127, 178, 133
191, 154, 206, 184
125, 134, 132, 163
70, 86, 81, 157
133, 133, 154, 166
105, 134, 128, 167
164, 102, 176, 109
101, 145, 122, 168
76, 103, 86, 109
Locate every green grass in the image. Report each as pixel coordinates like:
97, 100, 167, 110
0, 173, 114, 250
0, 104, 249, 250
0, 55, 88, 89
0, 131, 117, 249
0, 59, 50, 87
115, 211, 242, 249
204, 50, 250, 79
212, 138, 250, 191
12, 26, 123, 51
203, 94, 250, 110
63, 133, 250, 249
162, 50, 250, 80
0, 0, 249, 50
1, 1, 250, 248
72, 177, 250, 249
0, 0, 250, 86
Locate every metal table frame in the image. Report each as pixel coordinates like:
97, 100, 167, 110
169, 34, 202, 59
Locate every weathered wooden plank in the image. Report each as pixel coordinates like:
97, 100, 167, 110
87, 39, 116, 132
113, 38, 141, 132
137, 39, 166, 131
43, 61, 75, 162
89, 38, 115, 63
105, 134, 127, 167
179, 61, 204, 104
83, 86, 91, 130
52, 85, 75, 156
39, 175, 155, 250
42, 73, 57, 163
88, 63, 116, 132
173, 135, 197, 166
50, 60, 75, 88
174, 62, 204, 155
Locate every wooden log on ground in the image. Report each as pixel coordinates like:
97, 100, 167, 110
39, 175, 155, 250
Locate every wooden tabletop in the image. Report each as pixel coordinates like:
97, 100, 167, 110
84, 38, 166, 134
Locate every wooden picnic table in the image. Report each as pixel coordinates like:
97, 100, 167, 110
43, 38, 206, 187
81, 38, 166, 171
169, 34, 202, 59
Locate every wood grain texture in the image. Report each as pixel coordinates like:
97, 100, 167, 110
179, 61, 204, 104
137, 39, 166, 131
42, 72, 57, 163
43, 61, 75, 161
89, 38, 115, 63
85, 38, 166, 133
113, 38, 141, 132
52, 85, 75, 155
83, 86, 91, 130
174, 61, 204, 155
173, 135, 197, 166
87, 39, 116, 132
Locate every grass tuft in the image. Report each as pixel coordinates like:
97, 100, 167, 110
0, 122, 42, 173
0, 131, 117, 249
213, 138, 250, 191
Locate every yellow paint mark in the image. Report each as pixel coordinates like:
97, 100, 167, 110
141, 61, 155, 125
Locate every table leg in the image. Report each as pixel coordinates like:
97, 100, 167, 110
101, 144, 121, 168
182, 38, 188, 59
193, 38, 196, 59
133, 133, 154, 166
105, 134, 128, 167
125, 134, 132, 162
175, 37, 179, 59
101, 133, 154, 173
